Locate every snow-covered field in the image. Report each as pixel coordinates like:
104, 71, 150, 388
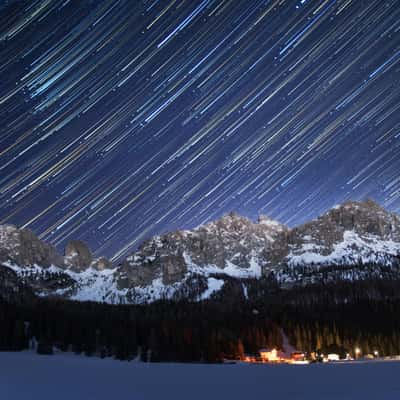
1, 352, 400, 400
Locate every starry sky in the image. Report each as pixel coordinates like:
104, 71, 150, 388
0, 0, 399, 261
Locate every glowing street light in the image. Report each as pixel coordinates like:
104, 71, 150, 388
374, 350, 379, 357
355, 347, 361, 358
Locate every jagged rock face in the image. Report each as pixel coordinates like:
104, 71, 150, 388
0, 225, 98, 272
1, 200, 400, 305
91, 257, 112, 271
117, 237, 188, 289
65, 240, 92, 271
309, 199, 400, 240
118, 212, 287, 288
188, 213, 286, 268
265, 200, 400, 269
0, 225, 64, 268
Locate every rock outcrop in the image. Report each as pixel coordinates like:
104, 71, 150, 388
91, 257, 113, 271
117, 212, 288, 289
0, 225, 64, 268
0, 199, 399, 304
265, 200, 400, 269
65, 240, 93, 271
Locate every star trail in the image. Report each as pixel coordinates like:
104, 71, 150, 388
0, 0, 399, 261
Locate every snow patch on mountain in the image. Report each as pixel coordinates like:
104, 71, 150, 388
183, 253, 262, 278
287, 230, 400, 267
1, 200, 400, 304
199, 278, 225, 300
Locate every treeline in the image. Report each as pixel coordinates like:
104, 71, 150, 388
275, 259, 400, 287
1, 272, 400, 362
0, 298, 283, 362
282, 300, 400, 357
269, 278, 400, 357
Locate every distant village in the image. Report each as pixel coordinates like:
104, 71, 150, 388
236, 347, 400, 365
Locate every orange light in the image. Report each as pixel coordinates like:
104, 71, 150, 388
259, 348, 280, 362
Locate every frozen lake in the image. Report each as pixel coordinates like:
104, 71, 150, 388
1, 352, 400, 399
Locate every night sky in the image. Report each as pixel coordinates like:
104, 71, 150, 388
0, 0, 399, 261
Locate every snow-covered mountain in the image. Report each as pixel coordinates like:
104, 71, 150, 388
1, 200, 399, 304
269, 199, 400, 268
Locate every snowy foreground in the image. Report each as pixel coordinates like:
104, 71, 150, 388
1, 352, 400, 400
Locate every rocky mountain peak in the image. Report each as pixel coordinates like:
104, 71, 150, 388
91, 256, 113, 271
0, 225, 99, 271
65, 240, 93, 271
202, 212, 287, 237
340, 198, 383, 210
257, 214, 287, 232
258, 214, 275, 224
318, 199, 400, 240
203, 212, 251, 232
1, 200, 399, 305
330, 199, 388, 217
0, 224, 64, 268
264, 199, 400, 269
118, 212, 287, 291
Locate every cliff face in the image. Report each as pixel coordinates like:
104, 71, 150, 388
0, 200, 399, 304
266, 200, 400, 269
117, 212, 287, 290
0, 225, 112, 271
0, 225, 64, 268
65, 240, 93, 271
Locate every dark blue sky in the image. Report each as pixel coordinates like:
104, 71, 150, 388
0, 0, 399, 260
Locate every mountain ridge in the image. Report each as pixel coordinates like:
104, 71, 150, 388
1, 199, 400, 303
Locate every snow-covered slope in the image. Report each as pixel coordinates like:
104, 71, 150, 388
287, 230, 400, 267
3, 352, 400, 400
267, 200, 400, 270
115, 212, 287, 300
0, 200, 399, 304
